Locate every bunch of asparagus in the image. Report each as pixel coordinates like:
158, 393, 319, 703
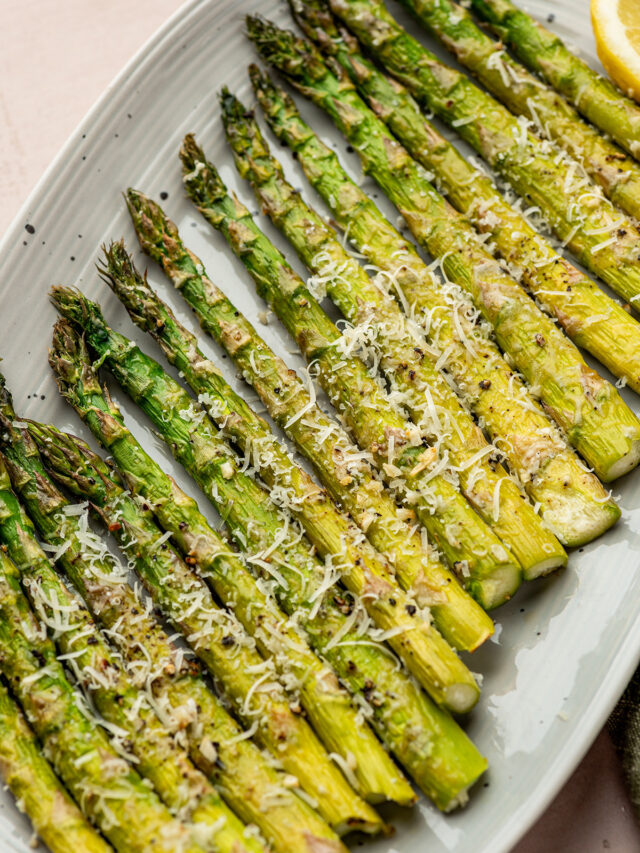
297, 0, 640, 307
4, 0, 640, 847
287, 0, 640, 395
247, 13, 640, 486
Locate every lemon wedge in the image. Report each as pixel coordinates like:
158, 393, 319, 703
592, 0, 640, 102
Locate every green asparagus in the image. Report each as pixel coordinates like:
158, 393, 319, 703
247, 15, 640, 482
43, 332, 413, 812
351, 0, 640, 221
126, 192, 494, 652
0, 679, 114, 853
290, 0, 640, 396
320, 0, 640, 308
0, 540, 199, 853
53, 284, 481, 710
471, 0, 640, 163
99, 248, 487, 718
52, 296, 488, 809
29, 420, 392, 836
179, 140, 522, 610
222, 86, 567, 581
250, 66, 620, 547
0, 372, 345, 853
0, 452, 256, 853
100, 251, 497, 706
7, 427, 372, 836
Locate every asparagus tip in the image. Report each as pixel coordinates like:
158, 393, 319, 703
245, 14, 310, 74
288, 0, 338, 45
27, 419, 113, 499
97, 240, 140, 293
219, 86, 250, 125
180, 134, 227, 207
247, 62, 264, 89
49, 317, 101, 402
0, 371, 14, 423
248, 61, 298, 124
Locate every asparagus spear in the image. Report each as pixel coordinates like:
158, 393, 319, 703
0, 373, 345, 853
178, 140, 522, 610
471, 0, 640, 162
250, 66, 620, 547
51, 298, 488, 809
247, 15, 640, 483
0, 679, 114, 853
0, 453, 258, 853
125, 194, 494, 652
221, 88, 567, 581
289, 1, 640, 397
53, 285, 481, 710
356, 0, 640, 221
319, 0, 640, 309
0, 542, 200, 853
29, 420, 391, 834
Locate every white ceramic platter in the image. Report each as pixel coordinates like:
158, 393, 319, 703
1, 1, 638, 851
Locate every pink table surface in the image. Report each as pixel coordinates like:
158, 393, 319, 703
1, 1, 639, 851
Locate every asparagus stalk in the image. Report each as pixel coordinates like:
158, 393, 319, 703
222, 87, 566, 581
29, 420, 391, 834
0, 679, 114, 853
53, 285, 481, 710
471, 0, 640, 163
0, 453, 257, 853
178, 140, 522, 611
0, 541, 199, 853
250, 66, 620, 547
247, 15, 640, 482
125, 195, 494, 653
51, 298, 488, 810
290, 1, 640, 397
0, 373, 344, 853
320, 0, 640, 309
361, 0, 640, 221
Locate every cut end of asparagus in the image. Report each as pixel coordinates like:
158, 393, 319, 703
334, 813, 392, 837
532, 451, 621, 547
470, 562, 522, 612
522, 554, 567, 582
544, 501, 620, 551
444, 682, 482, 715
601, 440, 640, 482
